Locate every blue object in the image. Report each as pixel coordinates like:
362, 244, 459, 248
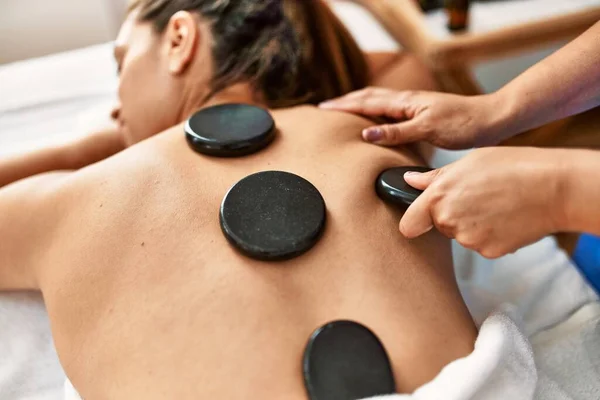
573, 234, 600, 293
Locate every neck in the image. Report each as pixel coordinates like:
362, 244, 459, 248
180, 83, 264, 121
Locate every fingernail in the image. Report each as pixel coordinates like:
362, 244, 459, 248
401, 224, 433, 238
363, 128, 384, 142
318, 101, 333, 108
418, 224, 434, 237
404, 171, 421, 177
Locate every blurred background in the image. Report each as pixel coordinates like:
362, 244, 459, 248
0, 0, 592, 64
2, 0, 599, 92
0, 0, 127, 64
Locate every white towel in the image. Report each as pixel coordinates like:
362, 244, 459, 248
454, 237, 598, 335
0, 292, 64, 400
531, 302, 600, 399
365, 306, 537, 400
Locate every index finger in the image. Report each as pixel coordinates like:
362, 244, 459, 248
322, 87, 392, 103
319, 88, 411, 120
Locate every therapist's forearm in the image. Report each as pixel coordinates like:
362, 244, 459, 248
492, 21, 600, 142
559, 149, 600, 236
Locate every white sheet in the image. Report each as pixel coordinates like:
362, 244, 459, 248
0, 2, 598, 400
0, 43, 118, 400
0, 43, 117, 156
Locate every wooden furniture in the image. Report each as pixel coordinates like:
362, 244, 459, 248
350, 0, 600, 95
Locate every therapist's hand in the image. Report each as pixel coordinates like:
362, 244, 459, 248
400, 147, 565, 259
319, 88, 507, 150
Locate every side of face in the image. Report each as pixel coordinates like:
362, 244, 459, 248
113, 10, 205, 146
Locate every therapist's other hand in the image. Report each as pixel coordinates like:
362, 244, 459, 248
400, 147, 564, 259
320, 88, 504, 150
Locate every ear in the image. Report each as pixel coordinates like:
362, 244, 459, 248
164, 11, 199, 75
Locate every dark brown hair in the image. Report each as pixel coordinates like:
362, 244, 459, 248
128, 0, 369, 107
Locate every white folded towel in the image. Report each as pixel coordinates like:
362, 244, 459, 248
365, 305, 537, 400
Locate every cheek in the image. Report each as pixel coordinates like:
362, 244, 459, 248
118, 51, 177, 143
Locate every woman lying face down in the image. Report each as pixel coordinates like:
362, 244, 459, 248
0, 0, 375, 187
0, 0, 437, 187
0, 0, 476, 398
111, 0, 372, 144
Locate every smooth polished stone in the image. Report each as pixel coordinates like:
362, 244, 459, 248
376, 166, 433, 207
185, 103, 275, 157
303, 320, 395, 400
220, 171, 326, 261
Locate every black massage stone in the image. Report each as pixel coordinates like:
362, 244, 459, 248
376, 166, 433, 207
220, 171, 326, 261
185, 103, 275, 157
303, 321, 395, 400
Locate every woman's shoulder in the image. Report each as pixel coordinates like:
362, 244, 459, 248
274, 104, 373, 126
272, 104, 374, 145
61, 126, 179, 198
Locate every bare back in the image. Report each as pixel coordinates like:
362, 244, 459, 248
40, 106, 476, 399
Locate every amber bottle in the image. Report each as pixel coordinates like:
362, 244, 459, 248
445, 0, 470, 31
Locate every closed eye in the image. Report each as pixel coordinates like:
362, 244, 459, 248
113, 45, 125, 76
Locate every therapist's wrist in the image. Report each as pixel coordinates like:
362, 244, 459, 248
557, 149, 600, 234
475, 90, 522, 147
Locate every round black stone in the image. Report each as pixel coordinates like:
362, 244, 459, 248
303, 321, 395, 400
185, 103, 275, 157
220, 171, 326, 261
376, 166, 433, 207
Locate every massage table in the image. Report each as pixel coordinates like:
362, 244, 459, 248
0, 2, 599, 399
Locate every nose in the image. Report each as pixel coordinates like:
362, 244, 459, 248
111, 104, 122, 121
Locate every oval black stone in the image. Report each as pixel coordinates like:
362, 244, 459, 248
185, 103, 275, 157
376, 166, 434, 207
303, 321, 396, 400
220, 171, 326, 261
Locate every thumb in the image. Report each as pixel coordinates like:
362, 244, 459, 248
403, 168, 442, 190
362, 118, 427, 146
